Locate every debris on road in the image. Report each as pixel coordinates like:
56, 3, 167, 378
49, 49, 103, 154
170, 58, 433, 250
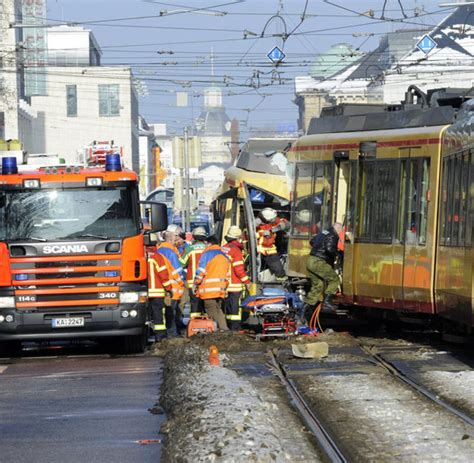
292, 342, 329, 359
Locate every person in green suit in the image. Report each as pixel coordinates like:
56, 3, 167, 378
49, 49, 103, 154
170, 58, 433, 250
305, 222, 343, 319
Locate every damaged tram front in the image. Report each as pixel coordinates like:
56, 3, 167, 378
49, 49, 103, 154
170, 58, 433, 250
213, 137, 296, 286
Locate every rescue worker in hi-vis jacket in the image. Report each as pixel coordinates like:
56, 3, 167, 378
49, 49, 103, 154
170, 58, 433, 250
180, 226, 208, 320
222, 226, 251, 330
193, 236, 231, 331
256, 207, 289, 280
148, 231, 185, 340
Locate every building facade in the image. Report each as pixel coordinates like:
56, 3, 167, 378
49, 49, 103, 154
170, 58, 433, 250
0, 0, 26, 143
29, 66, 139, 171
0, 5, 140, 172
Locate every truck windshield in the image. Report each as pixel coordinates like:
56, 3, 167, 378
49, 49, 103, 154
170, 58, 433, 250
0, 187, 138, 242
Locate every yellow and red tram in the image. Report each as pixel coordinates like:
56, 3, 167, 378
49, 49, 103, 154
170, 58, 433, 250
288, 89, 473, 332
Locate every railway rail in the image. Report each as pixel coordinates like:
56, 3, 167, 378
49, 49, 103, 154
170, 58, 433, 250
227, 334, 474, 461
358, 344, 474, 427
268, 349, 348, 463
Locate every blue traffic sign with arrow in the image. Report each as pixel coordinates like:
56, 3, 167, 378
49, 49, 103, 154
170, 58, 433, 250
267, 46, 286, 63
416, 35, 437, 54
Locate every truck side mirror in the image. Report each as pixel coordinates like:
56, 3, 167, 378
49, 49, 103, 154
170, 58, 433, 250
144, 232, 158, 247
150, 203, 168, 232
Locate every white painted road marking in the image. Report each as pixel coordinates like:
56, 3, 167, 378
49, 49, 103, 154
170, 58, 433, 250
0, 366, 9, 374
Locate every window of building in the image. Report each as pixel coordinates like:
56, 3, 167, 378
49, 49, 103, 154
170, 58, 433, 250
66, 85, 77, 117
99, 84, 120, 116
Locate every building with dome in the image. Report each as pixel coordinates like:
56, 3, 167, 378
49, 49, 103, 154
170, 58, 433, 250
294, 43, 360, 132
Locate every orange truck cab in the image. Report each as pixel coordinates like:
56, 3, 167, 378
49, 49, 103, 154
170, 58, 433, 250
0, 153, 153, 354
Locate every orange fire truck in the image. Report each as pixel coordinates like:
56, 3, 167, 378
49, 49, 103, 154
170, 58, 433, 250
0, 150, 161, 355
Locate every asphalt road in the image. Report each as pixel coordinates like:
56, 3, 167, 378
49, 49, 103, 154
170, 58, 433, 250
0, 346, 164, 462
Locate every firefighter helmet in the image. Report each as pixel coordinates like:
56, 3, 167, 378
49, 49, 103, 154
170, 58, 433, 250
296, 209, 311, 223
260, 207, 278, 223
192, 226, 207, 240
225, 225, 242, 240
167, 224, 182, 235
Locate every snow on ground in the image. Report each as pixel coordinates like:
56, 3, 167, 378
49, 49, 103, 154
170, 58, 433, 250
421, 370, 474, 417
159, 344, 320, 462
298, 372, 474, 462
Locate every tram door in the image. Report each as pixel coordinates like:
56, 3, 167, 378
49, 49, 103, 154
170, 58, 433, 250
398, 149, 430, 311
332, 152, 355, 299
215, 184, 258, 285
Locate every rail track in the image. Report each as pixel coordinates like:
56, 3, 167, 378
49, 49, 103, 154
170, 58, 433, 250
250, 335, 473, 462
358, 344, 474, 427
268, 349, 348, 463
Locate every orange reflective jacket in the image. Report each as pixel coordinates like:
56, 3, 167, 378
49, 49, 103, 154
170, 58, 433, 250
148, 252, 172, 299
222, 240, 250, 292
194, 245, 230, 299
256, 217, 288, 255
156, 242, 185, 300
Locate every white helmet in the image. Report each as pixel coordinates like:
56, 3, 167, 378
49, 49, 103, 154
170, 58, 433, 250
296, 209, 311, 223
226, 225, 242, 240
260, 207, 277, 223
167, 224, 182, 235
192, 226, 207, 240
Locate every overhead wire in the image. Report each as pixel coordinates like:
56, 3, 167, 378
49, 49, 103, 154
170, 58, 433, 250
1, 1, 460, 133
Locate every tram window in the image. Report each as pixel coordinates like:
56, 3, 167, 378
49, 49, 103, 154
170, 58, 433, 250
359, 141, 377, 159
292, 162, 331, 237
320, 163, 333, 230
459, 152, 470, 245
346, 162, 357, 236
397, 161, 407, 243
405, 161, 419, 245
418, 158, 430, 245
356, 161, 375, 239
469, 150, 474, 246
441, 152, 471, 247
292, 163, 314, 237
440, 158, 449, 245
452, 155, 463, 245
446, 157, 456, 244
373, 161, 397, 240
403, 158, 430, 246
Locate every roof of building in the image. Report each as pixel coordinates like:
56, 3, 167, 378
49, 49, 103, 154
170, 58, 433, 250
394, 5, 474, 70
195, 108, 231, 136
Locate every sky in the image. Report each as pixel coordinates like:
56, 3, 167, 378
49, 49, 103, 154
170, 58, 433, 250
45, 0, 458, 136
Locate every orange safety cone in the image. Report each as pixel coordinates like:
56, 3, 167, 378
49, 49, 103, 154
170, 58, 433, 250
208, 345, 219, 366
